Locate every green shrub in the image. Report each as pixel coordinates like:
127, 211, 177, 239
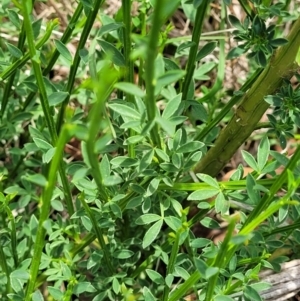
0, 0, 300, 300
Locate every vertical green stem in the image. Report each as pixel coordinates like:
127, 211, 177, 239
162, 231, 180, 301
24, 124, 74, 300
144, 0, 170, 148
21, 2, 75, 217
22, 3, 83, 110
86, 65, 119, 202
1, 23, 26, 117
56, 0, 106, 133
5, 206, 18, 267
182, 1, 210, 101
122, 0, 135, 158
0, 243, 11, 293
198, 1, 226, 103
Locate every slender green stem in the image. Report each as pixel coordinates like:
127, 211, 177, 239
168, 271, 200, 301
24, 124, 74, 300
70, 233, 96, 258
21, 1, 57, 144
21, 3, 75, 217
79, 195, 114, 275
162, 230, 181, 301
182, 1, 210, 101
0, 243, 11, 293
144, 0, 171, 148
0, 19, 58, 82
56, 0, 106, 133
22, 3, 83, 110
198, 1, 226, 104
5, 206, 18, 267
138, 6, 146, 87
159, 178, 275, 192
86, 65, 119, 202
205, 221, 235, 301
1, 23, 26, 118
122, 0, 135, 158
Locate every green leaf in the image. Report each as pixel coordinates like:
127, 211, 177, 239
228, 15, 244, 30
100, 154, 110, 179
114, 82, 145, 98
110, 156, 138, 167
6, 42, 23, 58
162, 94, 182, 120
136, 214, 161, 225
196, 41, 217, 61
112, 277, 120, 294
145, 178, 160, 196
193, 62, 216, 80
155, 70, 186, 94
25, 174, 47, 187
264, 95, 282, 106
142, 219, 163, 248
103, 175, 123, 186
176, 41, 195, 56
143, 287, 156, 301
10, 278, 23, 293
139, 149, 154, 172
146, 269, 164, 285
191, 238, 211, 248
54, 40, 72, 63
200, 217, 220, 229
126, 196, 143, 209
244, 285, 262, 301
110, 202, 122, 218
215, 192, 228, 214
97, 39, 125, 66
205, 267, 219, 279
241, 150, 258, 171
176, 141, 204, 153
48, 92, 69, 106
226, 46, 246, 59
33, 137, 52, 151
48, 287, 63, 300
270, 38, 288, 47
194, 258, 207, 275
257, 135, 270, 171
42, 147, 56, 164
256, 50, 267, 67
32, 290, 44, 301
246, 174, 260, 204
7, 9, 21, 29
113, 249, 134, 259
73, 282, 96, 294
196, 173, 219, 188
98, 22, 123, 36
108, 103, 141, 120
10, 270, 29, 280
51, 200, 64, 211
164, 216, 182, 231
188, 189, 218, 201
154, 148, 170, 162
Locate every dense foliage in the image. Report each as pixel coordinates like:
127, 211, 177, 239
0, 0, 300, 301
